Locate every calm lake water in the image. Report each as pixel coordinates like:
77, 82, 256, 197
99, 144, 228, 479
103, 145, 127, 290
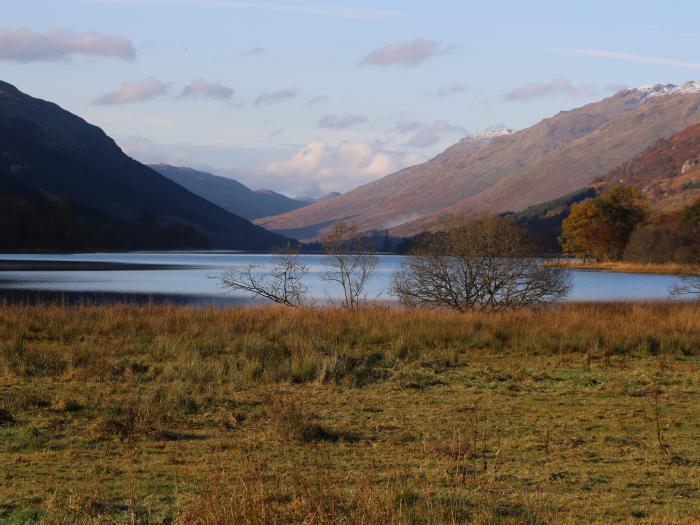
0, 252, 688, 306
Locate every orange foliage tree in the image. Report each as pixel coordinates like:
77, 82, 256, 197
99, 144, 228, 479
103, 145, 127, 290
559, 186, 647, 261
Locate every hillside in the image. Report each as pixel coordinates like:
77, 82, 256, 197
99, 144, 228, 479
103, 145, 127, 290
0, 81, 288, 251
0, 179, 209, 251
151, 164, 309, 220
257, 82, 700, 241
501, 122, 700, 254
598, 122, 700, 210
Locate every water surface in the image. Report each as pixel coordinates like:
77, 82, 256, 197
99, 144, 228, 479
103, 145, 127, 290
0, 252, 687, 305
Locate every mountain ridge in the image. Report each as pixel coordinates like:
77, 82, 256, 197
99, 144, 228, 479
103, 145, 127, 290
151, 164, 310, 220
256, 84, 700, 240
0, 80, 288, 250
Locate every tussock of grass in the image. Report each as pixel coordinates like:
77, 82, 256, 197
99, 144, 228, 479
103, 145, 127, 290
0, 303, 699, 523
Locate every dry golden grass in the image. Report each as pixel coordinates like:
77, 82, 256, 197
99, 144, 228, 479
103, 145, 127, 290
0, 303, 699, 524
547, 260, 700, 275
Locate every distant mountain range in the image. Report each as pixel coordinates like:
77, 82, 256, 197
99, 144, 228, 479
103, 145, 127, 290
3, 78, 699, 253
0, 81, 288, 251
151, 164, 310, 220
257, 82, 700, 241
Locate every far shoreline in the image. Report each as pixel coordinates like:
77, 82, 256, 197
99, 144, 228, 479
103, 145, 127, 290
546, 261, 700, 276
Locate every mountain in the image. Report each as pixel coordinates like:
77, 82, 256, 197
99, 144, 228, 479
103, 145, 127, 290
151, 164, 310, 220
314, 192, 342, 202
501, 121, 700, 254
597, 122, 700, 210
257, 82, 700, 241
0, 80, 288, 251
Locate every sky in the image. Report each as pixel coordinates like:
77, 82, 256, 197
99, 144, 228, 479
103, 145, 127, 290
4, 0, 700, 198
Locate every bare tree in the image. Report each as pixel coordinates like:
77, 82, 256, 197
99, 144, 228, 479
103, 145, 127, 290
321, 221, 378, 308
670, 275, 700, 299
392, 215, 571, 311
219, 244, 308, 307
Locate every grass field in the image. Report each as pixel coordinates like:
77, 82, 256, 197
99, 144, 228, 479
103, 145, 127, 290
1, 302, 699, 524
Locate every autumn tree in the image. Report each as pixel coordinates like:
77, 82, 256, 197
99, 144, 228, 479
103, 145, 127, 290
559, 186, 647, 261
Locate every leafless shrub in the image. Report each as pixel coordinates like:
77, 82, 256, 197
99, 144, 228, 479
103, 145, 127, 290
219, 243, 308, 307
321, 221, 378, 308
392, 215, 571, 311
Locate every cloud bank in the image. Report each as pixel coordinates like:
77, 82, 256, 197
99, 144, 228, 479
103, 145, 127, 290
258, 139, 424, 195
360, 38, 443, 66
179, 79, 235, 100
504, 77, 596, 102
0, 27, 135, 62
94, 78, 168, 105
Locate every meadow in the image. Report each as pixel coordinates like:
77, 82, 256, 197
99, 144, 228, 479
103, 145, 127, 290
0, 302, 699, 524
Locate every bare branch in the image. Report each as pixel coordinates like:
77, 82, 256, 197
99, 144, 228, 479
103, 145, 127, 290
219, 244, 308, 307
321, 221, 378, 309
391, 215, 571, 311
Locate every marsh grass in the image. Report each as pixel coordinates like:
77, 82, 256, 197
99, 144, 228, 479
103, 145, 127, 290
0, 303, 699, 523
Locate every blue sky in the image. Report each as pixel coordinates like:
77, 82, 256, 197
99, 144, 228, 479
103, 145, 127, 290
4, 0, 700, 197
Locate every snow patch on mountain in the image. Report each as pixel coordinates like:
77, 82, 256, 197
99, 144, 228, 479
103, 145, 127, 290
461, 128, 514, 145
630, 81, 700, 101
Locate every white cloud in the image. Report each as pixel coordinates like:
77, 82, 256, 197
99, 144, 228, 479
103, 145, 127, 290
504, 77, 597, 102
318, 114, 367, 129
94, 78, 168, 105
254, 88, 297, 106
257, 139, 424, 196
0, 27, 135, 62
563, 48, 700, 69
179, 78, 235, 100
360, 38, 444, 66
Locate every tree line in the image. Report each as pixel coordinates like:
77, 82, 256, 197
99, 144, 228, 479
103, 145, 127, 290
559, 186, 700, 264
0, 182, 209, 251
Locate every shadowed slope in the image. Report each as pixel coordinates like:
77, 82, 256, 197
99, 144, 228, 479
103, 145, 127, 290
0, 80, 288, 250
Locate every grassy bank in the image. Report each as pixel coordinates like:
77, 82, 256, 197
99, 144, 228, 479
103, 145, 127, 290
546, 260, 700, 275
1, 303, 700, 524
